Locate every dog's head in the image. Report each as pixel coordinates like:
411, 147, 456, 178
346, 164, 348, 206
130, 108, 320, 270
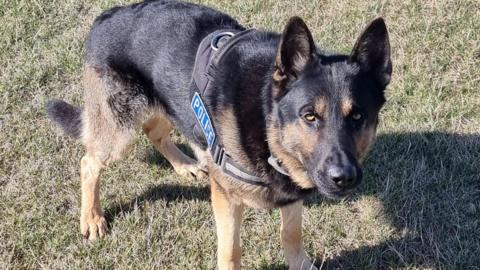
267, 17, 391, 198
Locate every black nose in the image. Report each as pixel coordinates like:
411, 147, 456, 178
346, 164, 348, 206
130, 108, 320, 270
327, 165, 357, 188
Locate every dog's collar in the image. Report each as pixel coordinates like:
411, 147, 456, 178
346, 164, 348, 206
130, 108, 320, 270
191, 29, 290, 187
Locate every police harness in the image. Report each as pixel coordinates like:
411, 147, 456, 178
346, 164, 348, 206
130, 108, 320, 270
190, 29, 289, 187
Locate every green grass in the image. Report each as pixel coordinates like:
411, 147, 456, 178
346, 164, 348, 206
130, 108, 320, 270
1, 0, 479, 269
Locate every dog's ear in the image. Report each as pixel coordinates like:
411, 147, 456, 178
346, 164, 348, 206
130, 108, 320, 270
273, 17, 315, 98
350, 18, 392, 88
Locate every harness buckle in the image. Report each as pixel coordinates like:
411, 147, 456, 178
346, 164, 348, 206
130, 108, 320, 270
212, 145, 225, 166
210, 31, 235, 51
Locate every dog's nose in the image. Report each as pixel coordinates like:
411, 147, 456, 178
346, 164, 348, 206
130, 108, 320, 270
327, 165, 357, 188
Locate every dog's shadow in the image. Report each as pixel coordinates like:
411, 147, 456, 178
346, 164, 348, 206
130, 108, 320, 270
105, 132, 480, 269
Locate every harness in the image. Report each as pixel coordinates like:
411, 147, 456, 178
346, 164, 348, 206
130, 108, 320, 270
190, 29, 288, 186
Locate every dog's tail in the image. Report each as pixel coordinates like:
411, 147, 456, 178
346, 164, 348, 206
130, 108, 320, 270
46, 100, 83, 139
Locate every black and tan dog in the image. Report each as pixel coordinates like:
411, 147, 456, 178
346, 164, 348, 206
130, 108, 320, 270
47, 0, 392, 269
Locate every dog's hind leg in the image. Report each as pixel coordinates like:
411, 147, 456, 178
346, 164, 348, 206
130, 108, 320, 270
79, 153, 108, 241
79, 65, 144, 240
80, 136, 133, 241
142, 115, 207, 180
280, 201, 317, 270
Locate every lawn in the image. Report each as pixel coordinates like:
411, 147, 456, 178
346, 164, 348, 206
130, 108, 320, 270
0, 0, 479, 269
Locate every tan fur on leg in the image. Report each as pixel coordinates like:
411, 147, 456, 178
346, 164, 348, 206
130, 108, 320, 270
143, 115, 207, 179
80, 154, 107, 241
280, 201, 317, 270
211, 180, 243, 270
80, 133, 133, 240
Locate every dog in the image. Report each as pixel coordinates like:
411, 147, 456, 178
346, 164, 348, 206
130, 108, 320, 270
47, 1, 392, 269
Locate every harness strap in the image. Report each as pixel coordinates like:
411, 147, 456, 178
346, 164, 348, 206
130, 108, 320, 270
211, 143, 267, 186
191, 29, 285, 186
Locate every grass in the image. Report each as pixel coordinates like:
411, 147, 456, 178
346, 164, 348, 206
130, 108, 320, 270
0, 0, 479, 269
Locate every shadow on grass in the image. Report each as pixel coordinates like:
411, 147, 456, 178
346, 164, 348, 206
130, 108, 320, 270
105, 143, 209, 223
108, 132, 479, 269
104, 184, 210, 223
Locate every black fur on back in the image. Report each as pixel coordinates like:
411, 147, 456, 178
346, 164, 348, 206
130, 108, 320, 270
46, 100, 83, 139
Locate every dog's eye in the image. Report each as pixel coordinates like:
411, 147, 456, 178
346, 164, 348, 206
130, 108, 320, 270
304, 113, 316, 122
352, 113, 362, 121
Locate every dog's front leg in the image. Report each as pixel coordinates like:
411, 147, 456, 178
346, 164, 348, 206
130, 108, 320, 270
280, 201, 317, 270
143, 115, 207, 180
211, 180, 243, 270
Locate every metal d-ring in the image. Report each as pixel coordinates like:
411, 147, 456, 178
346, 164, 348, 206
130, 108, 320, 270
210, 31, 235, 51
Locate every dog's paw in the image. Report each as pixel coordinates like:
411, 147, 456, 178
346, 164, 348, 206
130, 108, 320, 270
80, 213, 107, 241
174, 164, 208, 180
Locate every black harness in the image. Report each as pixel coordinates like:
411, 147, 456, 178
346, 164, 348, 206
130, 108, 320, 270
191, 29, 288, 187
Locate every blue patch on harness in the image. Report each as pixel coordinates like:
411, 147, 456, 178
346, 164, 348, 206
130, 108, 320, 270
191, 92, 216, 147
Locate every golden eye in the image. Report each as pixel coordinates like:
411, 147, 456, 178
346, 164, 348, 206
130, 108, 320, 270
304, 113, 316, 122
352, 113, 362, 120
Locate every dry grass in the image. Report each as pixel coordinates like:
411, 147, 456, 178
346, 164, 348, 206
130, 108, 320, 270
1, 0, 479, 269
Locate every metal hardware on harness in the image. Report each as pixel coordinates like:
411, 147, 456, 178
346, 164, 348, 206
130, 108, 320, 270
268, 156, 289, 176
210, 32, 234, 51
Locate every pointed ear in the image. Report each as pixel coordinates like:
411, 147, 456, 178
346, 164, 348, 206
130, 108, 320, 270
273, 17, 315, 97
350, 17, 392, 87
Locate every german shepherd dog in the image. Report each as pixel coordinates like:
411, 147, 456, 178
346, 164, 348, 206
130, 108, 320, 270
47, 0, 392, 269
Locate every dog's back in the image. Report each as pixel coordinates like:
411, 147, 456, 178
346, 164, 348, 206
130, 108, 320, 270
85, 0, 243, 96
49, 0, 244, 139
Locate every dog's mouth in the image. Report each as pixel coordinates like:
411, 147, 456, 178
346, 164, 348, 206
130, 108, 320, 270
309, 171, 362, 200
316, 185, 352, 199
314, 181, 351, 199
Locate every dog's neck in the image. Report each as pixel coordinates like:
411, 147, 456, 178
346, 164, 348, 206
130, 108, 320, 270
207, 31, 315, 196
